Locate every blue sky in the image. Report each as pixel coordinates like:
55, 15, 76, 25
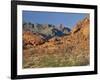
23, 11, 88, 28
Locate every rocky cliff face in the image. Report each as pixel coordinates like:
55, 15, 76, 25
23, 23, 71, 39
23, 17, 89, 50
71, 17, 89, 38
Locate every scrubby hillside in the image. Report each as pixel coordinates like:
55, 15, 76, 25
23, 17, 90, 68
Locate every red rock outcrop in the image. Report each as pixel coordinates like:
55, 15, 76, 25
23, 31, 45, 49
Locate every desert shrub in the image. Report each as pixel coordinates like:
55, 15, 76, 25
23, 48, 89, 68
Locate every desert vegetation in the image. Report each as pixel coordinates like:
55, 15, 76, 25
23, 17, 90, 68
